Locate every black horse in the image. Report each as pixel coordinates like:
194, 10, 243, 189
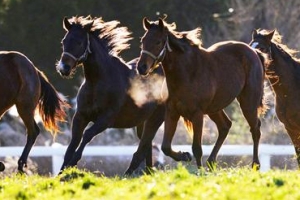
56, 16, 166, 175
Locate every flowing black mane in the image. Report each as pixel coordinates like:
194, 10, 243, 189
68, 16, 132, 56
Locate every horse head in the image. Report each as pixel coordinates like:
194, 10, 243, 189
138, 18, 172, 76
250, 29, 275, 55
56, 17, 93, 77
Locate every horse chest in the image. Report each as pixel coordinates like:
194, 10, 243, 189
276, 97, 300, 129
77, 86, 110, 113
168, 95, 198, 119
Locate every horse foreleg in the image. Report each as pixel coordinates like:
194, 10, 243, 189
161, 110, 192, 162
207, 110, 232, 169
191, 113, 204, 168
60, 113, 88, 171
67, 116, 109, 167
286, 128, 300, 168
125, 106, 164, 175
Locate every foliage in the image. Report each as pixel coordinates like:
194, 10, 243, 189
1, 165, 300, 199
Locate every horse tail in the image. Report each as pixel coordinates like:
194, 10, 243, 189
37, 70, 69, 135
255, 50, 270, 116
183, 118, 193, 138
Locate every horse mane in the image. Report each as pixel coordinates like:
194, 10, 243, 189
257, 29, 300, 84
159, 19, 202, 51
69, 16, 132, 56
258, 29, 300, 62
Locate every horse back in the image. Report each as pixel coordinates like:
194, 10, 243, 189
0, 51, 40, 105
207, 41, 264, 80
193, 41, 264, 113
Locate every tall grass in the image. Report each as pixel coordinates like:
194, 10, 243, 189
1, 165, 300, 200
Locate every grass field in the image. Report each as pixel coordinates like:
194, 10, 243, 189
1, 164, 299, 200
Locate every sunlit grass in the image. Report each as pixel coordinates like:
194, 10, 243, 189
1, 164, 300, 200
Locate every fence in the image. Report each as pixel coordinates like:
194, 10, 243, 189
0, 144, 295, 175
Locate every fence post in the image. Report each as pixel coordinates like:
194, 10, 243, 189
259, 153, 271, 172
51, 143, 64, 175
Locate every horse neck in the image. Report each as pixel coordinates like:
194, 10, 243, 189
161, 46, 207, 91
268, 43, 298, 95
82, 35, 116, 81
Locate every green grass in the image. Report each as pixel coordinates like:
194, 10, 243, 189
1, 164, 300, 200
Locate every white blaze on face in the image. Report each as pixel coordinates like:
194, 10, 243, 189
251, 42, 259, 49
56, 60, 64, 71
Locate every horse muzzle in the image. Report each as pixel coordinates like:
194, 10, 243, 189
56, 61, 72, 77
137, 63, 151, 76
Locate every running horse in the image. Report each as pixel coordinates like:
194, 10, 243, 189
137, 18, 266, 169
250, 29, 300, 167
56, 16, 166, 175
0, 51, 68, 173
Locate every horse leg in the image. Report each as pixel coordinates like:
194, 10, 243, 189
60, 112, 89, 171
125, 106, 164, 175
161, 110, 192, 162
189, 112, 205, 168
136, 123, 153, 170
16, 105, 40, 173
285, 128, 300, 167
207, 110, 232, 169
67, 115, 110, 167
238, 99, 262, 169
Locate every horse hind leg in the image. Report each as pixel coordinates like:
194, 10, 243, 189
237, 97, 262, 169
207, 110, 232, 169
16, 104, 40, 173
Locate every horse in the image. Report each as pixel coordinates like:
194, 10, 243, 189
0, 51, 68, 173
137, 17, 266, 170
250, 29, 300, 167
56, 16, 166, 175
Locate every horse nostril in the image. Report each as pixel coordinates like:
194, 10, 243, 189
58, 63, 71, 76
138, 64, 147, 75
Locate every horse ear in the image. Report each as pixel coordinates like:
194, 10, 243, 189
252, 29, 258, 38
158, 18, 164, 31
267, 30, 275, 41
143, 17, 151, 30
83, 21, 93, 32
63, 17, 71, 31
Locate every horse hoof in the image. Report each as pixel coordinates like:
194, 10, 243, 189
252, 162, 260, 171
124, 169, 133, 176
0, 162, 5, 171
181, 152, 192, 162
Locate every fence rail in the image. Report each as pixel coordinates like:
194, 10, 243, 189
0, 144, 295, 175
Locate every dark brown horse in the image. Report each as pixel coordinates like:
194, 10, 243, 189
56, 16, 166, 175
0, 51, 68, 173
137, 18, 266, 169
250, 29, 300, 167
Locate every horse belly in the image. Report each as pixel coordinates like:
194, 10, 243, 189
204, 78, 244, 113
112, 101, 158, 128
0, 67, 20, 115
